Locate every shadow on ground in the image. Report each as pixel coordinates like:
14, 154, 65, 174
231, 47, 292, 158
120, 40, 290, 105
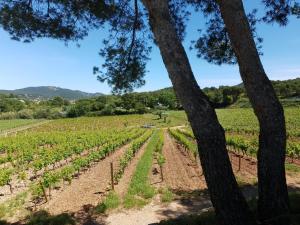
0, 185, 300, 225
154, 186, 300, 225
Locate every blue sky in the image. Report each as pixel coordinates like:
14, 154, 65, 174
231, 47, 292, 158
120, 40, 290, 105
0, 1, 299, 94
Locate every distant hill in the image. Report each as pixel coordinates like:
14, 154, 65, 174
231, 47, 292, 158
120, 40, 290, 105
0, 86, 103, 100
0, 77, 298, 102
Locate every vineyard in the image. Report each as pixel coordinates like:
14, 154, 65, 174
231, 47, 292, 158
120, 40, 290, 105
0, 119, 43, 133
0, 109, 299, 224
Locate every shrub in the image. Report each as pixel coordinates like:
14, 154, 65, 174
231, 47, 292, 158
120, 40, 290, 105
18, 109, 34, 119
94, 191, 120, 214
161, 188, 174, 203
0, 112, 18, 120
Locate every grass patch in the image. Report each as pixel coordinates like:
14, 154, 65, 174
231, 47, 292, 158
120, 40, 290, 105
123, 195, 147, 209
123, 130, 162, 208
94, 191, 120, 214
0, 191, 28, 219
236, 175, 257, 186
26, 211, 75, 225
286, 163, 300, 173
160, 188, 174, 203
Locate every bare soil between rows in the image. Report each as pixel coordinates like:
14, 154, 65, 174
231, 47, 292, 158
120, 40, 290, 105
3, 128, 300, 225
40, 142, 134, 215
158, 131, 206, 191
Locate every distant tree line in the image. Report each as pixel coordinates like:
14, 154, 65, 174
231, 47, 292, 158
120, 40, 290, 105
0, 95, 70, 120
272, 78, 300, 98
0, 89, 179, 119
0, 78, 299, 120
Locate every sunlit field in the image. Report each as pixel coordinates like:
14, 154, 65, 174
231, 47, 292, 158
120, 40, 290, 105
0, 108, 299, 223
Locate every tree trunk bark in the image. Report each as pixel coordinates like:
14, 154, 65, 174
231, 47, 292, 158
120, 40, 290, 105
216, 1, 290, 224
141, 1, 255, 225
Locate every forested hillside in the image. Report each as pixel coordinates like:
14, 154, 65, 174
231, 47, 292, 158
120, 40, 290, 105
0, 86, 103, 100
0, 78, 299, 119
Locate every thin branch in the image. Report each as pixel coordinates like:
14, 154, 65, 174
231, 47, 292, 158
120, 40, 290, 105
125, 0, 139, 68
47, 0, 50, 16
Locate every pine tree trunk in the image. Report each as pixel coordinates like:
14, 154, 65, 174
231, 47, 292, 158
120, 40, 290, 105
141, 1, 255, 224
216, 1, 290, 224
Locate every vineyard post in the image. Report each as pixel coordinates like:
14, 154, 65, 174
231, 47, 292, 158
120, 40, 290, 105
39, 181, 48, 202
110, 162, 114, 190
8, 182, 13, 194
160, 164, 164, 181
238, 155, 241, 171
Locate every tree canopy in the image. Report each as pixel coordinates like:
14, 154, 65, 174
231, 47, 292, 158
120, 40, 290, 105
1, 1, 299, 224
1, 0, 298, 93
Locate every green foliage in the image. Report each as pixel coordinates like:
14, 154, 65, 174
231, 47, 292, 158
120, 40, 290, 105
154, 130, 165, 171
65, 88, 179, 117
0, 95, 25, 113
26, 211, 75, 225
123, 195, 147, 209
0, 192, 28, 220
60, 166, 75, 184
161, 188, 174, 203
30, 184, 43, 201
226, 136, 253, 156
124, 130, 162, 208
203, 86, 243, 107
0, 1, 113, 42
0, 119, 42, 131
94, 191, 120, 214
157, 154, 166, 166
169, 128, 198, 159
285, 163, 300, 173
17, 109, 34, 119
0, 118, 148, 206
0, 169, 12, 187
272, 78, 300, 98
0, 78, 299, 120
287, 142, 300, 159
42, 171, 60, 189
114, 130, 152, 182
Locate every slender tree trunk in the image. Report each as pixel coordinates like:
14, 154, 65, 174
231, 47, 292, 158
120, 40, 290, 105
141, 1, 255, 224
216, 1, 290, 224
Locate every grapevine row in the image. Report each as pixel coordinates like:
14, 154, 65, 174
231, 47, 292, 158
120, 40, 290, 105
27, 128, 148, 205
0, 128, 145, 195
114, 130, 153, 183
168, 128, 198, 160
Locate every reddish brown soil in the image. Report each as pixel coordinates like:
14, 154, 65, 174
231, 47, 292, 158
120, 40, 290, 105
229, 152, 257, 176
41, 143, 131, 215
160, 131, 206, 192
228, 151, 300, 189
286, 157, 300, 166
149, 160, 164, 189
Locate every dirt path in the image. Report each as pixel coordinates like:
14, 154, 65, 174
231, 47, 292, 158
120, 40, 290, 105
104, 195, 212, 225
286, 173, 300, 189
41, 143, 131, 215
160, 131, 206, 192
